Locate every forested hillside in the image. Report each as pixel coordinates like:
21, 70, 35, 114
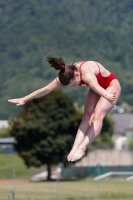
1, 0, 133, 119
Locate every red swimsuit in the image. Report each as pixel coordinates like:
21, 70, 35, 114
77, 61, 117, 89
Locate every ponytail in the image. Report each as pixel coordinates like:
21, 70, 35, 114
46, 56, 78, 86
46, 56, 65, 71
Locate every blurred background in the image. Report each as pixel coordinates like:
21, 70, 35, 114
0, 0, 133, 199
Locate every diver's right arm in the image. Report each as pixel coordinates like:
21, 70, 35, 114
8, 78, 60, 106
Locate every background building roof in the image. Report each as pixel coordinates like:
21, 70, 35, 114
112, 113, 133, 135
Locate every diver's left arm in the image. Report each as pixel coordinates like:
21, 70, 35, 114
83, 73, 116, 102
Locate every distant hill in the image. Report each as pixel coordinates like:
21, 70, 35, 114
1, 0, 133, 118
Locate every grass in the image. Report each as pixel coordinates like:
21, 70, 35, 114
0, 178, 133, 200
0, 155, 133, 200
0, 154, 47, 179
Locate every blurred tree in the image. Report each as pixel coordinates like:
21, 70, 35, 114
121, 102, 132, 113
0, 124, 12, 138
128, 139, 133, 151
9, 89, 82, 180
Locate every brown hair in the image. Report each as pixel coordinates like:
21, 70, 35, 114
46, 56, 78, 85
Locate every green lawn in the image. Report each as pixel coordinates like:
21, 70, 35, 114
0, 154, 45, 179
0, 178, 133, 200
0, 155, 133, 200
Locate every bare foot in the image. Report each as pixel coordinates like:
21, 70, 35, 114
67, 148, 77, 161
70, 148, 85, 162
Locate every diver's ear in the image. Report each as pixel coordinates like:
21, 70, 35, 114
75, 71, 80, 77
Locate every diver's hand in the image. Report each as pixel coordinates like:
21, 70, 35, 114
105, 92, 116, 107
8, 98, 25, 106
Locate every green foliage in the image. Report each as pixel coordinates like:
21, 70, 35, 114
121, 102, 133, 113
9, 89, 82, 178
1, 0, 133, 118
0, 124, 12, 138
128, 139, 133, 151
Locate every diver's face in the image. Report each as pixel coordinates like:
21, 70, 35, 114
68, 72, 81, 88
